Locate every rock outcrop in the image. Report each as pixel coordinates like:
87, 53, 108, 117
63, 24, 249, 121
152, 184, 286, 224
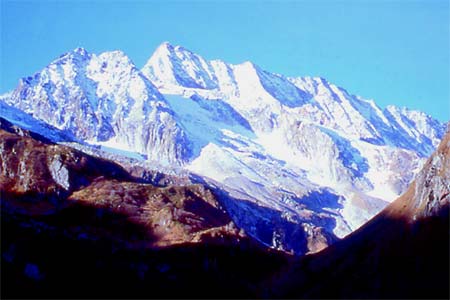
2, 119, 287, 299
0, 118, 243, 246
267, 129, 450, 299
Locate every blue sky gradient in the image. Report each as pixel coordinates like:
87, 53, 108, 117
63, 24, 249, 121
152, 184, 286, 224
1, 0, 448, 121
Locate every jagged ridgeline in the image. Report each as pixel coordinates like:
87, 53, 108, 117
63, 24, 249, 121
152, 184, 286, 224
0, 42, 446, 255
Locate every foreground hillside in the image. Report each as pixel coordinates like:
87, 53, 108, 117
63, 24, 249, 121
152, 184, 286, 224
1, 117, 448, 298
267, 128, 450, 299
0, 118, 288, 298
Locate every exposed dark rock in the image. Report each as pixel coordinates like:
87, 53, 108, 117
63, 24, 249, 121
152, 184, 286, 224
265, 130, 450, 299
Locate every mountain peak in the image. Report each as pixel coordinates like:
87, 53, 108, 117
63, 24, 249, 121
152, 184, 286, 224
97, 50, 136, 68
103, 49, 128, 57
153, 41, 198, 59
3, 41, 448, 259
240, 60, 258, 69
155, 41, 174, 53
53, 47, 92, 65
65, 47, 91, 59
142, 42, 218, 90
159, 41, 172, 47
73, 47, 89, 55
314, 76, 329, 84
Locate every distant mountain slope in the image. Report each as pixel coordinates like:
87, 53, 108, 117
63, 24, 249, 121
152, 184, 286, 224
143, 42, 444, 154
0, 98, 78, 143
268, 128, 450, 298
1, 42, 447, 255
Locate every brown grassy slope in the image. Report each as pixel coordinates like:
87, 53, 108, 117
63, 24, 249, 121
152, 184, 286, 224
0, 120, 242, 247
1, 119, 291, 298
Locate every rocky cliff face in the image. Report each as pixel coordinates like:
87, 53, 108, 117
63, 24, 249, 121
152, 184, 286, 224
384, 126, 450, 220
4, 48, 190, 165
267, 129, 450, 299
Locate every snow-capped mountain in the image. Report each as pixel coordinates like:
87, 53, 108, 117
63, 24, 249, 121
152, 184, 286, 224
1, 42, 446, 255
3, 48, 189, 165
141, 42, 445, 238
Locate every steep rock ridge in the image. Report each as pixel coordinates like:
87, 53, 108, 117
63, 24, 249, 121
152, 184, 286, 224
0, 118, 132, 215
384, 126, 450, 219
268, 130, 450, 299
4, 48, 190, 165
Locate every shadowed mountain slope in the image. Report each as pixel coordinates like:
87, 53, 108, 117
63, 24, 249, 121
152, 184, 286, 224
266, 129, 450, 299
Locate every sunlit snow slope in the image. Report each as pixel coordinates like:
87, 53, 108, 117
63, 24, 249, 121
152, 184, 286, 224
2, 42, 446, 255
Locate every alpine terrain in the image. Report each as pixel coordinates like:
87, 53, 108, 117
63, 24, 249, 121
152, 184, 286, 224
0, 42, 447, 256
267, 126, 450, 299
1, 113, 448, 298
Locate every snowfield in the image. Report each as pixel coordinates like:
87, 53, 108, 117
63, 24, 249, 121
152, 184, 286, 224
1, 42, 446, 255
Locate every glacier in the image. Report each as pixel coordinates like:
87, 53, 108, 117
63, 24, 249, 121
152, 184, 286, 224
1, 41, 446, 255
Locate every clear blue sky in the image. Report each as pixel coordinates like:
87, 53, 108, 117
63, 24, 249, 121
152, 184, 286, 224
1, 0, 448, 122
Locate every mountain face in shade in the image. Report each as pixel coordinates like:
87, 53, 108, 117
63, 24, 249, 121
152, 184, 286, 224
1, 42, 447, 255
267, 128, 449, 299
